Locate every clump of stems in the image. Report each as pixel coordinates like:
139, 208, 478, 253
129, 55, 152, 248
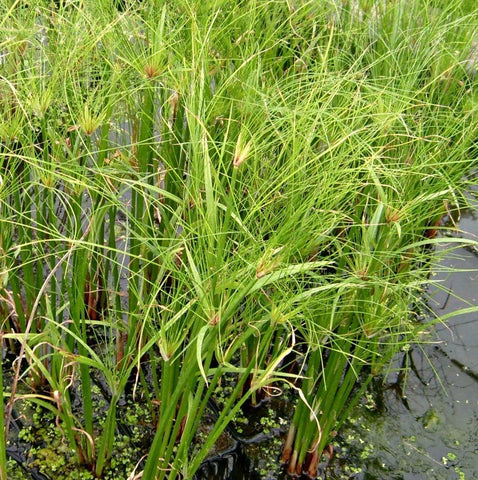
0, 0, 477, 479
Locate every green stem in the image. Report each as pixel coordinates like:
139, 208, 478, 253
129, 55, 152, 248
0, 358, 7, 480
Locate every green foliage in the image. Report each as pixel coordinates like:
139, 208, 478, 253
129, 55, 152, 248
0, 0, 477, 478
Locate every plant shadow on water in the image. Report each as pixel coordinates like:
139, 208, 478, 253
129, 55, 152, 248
196, 449, 262, 480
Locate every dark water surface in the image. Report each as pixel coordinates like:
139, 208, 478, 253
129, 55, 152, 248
199, 201, 478, 480
342, 203, 478, 480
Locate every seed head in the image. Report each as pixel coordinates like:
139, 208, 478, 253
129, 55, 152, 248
233, 134, 252, 168
79, 104, 104, 136
144, 62, 161, 79
385, 206, 402, 223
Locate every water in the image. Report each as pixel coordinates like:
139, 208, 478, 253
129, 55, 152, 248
314, 197, 478, 479
198, 197, 478, 480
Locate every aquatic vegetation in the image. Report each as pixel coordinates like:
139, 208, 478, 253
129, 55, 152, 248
0, 0, 477, 479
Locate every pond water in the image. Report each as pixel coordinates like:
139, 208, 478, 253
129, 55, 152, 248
336, 201, 478, 480
319, 197, 478, 479
196, 195, 478, 480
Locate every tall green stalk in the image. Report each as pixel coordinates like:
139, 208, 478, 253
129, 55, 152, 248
0, 355, 6, 480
